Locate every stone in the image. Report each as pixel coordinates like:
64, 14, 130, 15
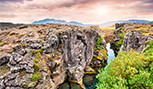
0, 79, 5, 89
0, 56, 10, 66
62, 29, 98, 82
13, 45, 27, 56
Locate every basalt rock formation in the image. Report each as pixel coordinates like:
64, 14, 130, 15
0, 23, 107, 89
111, 23, 153, 55
120, 30, 153, 52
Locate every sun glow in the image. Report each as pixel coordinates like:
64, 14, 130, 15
96, 6, 109, 15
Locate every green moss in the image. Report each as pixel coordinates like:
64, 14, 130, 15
35, 49, 40, 53
0, 41, 5, 46
21, 43, 26, 48
30, 51, 35, 56
116, 32, 125, 50
116, 39, 123, 49
73, 71, 76, 76
22, 83, 28, 87
1, 66, 9, 70
94, 36, 107, 66
30, 72, 41, 81
41, 47, 45, 50
69, 79, 83, 85
39, 39, 44, 42
30, 47, 44, 56
34, 63, 39, 72
34, 58, 39, 63
40, 47, 44, 54
95, 36, 103, 50
138, 29, 149, 33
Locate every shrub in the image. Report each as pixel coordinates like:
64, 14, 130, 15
96, 50, 153, 89
144, 40, 153, 56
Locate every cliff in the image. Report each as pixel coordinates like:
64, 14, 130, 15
111, 23, 153, 55
0, 24, 107, 89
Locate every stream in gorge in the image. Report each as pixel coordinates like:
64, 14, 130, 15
106, 43, 115, 64
85, 43, 115, 89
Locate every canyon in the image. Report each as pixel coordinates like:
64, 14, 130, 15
0, 22, 153, 89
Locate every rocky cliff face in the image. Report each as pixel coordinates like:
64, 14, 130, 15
120, 30, 153, 52
111, 23, 153, 55
0, 24, 107, 89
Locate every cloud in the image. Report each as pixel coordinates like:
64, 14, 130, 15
0, 0, 153, 24
0, 0, 33, 3
0, 14, 17, 18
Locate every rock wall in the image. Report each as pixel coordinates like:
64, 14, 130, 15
111, 23, 153, 54
120, 30, 153, 52
0, 24, 106, 89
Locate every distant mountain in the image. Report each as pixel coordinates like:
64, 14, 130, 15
100, 19, 151, 27
32, 18, 87, 27
0, 22, 23, 28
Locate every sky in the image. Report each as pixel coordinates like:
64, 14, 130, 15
0, 0, 153, 24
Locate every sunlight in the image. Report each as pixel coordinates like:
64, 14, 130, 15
96, 6, 109, 15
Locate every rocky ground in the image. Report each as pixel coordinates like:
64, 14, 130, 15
0, 23, 107, 89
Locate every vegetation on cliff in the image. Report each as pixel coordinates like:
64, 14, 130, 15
96, 40, 153, 89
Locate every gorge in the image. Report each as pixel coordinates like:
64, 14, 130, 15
0, 22, 153, 89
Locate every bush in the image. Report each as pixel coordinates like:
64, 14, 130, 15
96, 50, 153, 89
144, 40, 153, 56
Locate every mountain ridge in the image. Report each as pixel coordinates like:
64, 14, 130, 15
100, 19, 151, 27
32, 18, 87, 27
32, 18, 152, 27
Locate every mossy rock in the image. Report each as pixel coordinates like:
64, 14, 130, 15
30, 72, 41, 81
84, 66, 96, 74
83, 75, 98, 89
58, 82, 70, 89
83, 75, 94, 86
34, 63, 39, 71
22, 82, 28, 88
